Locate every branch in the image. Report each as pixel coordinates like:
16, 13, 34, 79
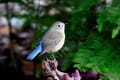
41, 59, 81, 80
5, 2, 17, 70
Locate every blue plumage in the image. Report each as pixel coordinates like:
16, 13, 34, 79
26, 42, 43, 61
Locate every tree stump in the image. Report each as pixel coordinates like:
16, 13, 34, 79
42, 59, 81, 80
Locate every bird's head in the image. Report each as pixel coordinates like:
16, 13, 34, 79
51, 21, 65, 32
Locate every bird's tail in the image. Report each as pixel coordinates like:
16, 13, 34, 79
26, 43, 43, 61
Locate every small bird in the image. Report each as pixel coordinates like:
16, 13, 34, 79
27, 21, 65, 61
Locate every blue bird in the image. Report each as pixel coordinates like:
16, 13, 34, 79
26, 21, 65, 61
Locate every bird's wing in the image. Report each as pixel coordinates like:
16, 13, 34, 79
43, 34, 62, 48
26, 42, 43, 61
43, 31, 64, 46
42, 35, 65, 54
55, 37, 61, 45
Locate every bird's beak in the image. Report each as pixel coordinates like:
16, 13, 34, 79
65, 23, 68, 26
65, 23, 68, 24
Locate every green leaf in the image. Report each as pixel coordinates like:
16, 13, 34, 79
97, 18, 104, 32
112, 28, 119, 38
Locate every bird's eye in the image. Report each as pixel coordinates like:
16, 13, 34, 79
57, 25, 60, 28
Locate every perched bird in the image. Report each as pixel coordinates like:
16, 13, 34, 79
27, 21, 65, 61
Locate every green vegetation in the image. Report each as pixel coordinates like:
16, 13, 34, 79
2, 0, 120, 79
32, 0, 120, 79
